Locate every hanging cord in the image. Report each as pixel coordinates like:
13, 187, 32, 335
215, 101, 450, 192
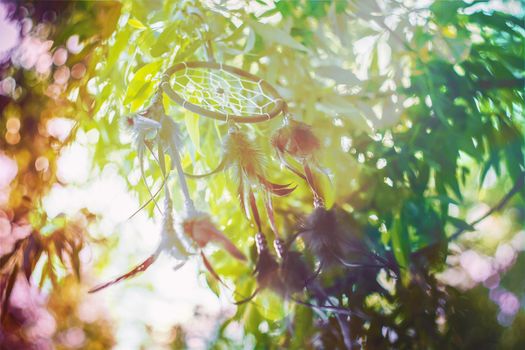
168, 128, 196, 215
151, 88, 197, 215
188, 10, 215, 62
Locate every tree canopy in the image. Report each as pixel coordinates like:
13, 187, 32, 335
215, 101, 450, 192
1, 0, 524, 349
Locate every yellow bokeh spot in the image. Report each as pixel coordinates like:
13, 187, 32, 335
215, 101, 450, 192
5, 131, 20, 145
442, 25, 457, 39
6, 117, 20, 133
35, 156, 50, 172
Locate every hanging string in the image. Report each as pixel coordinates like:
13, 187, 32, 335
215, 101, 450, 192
168, 130, 196, 215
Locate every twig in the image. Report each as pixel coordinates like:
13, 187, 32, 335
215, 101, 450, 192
478, 78, 525, 91
448, 173, 524, 241
345, 3, 415, 53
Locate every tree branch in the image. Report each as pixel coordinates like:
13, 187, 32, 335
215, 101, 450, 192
448, 173, 524, 241
477, 78, 525, 91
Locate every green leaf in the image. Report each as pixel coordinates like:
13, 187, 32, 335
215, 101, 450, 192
247, 18, 308, 52
150, 21, 179, 57
430, 0, 464, 24
448, 216, 475, 232
316, 65, 360, 85
128, 18, 147, 30
244, 27, 256, 53
123, 60, 163, 105
391, 214, 410, 271
185, 113, 200, 152
428, 195, 459, 205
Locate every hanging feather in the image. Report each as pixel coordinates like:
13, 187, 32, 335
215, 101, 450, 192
182, 212, 246, 261
272, 119, 321, 158
122, 112, 163, 214
151, 101, 247, 285
183, 127, 263, 178
253, 232, 280, 289
278, 250, 314, 296
296, 206, 388, 270
235, 232, 281, 305
185, 129, 295, 213
90, 93, 195, 293
159, 115, 184, 172
89, 185, 193, 293
236, 231, 364, 335
272, 119, 329, 206
233, 227, 363, 340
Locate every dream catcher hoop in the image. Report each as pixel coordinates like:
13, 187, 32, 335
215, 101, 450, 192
161, 61, 286, 123
90, 18, 394, 349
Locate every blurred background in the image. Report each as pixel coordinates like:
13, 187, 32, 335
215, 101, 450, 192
1, 0, 524, 349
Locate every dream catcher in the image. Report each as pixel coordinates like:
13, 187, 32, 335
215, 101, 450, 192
89, 25, 385, 350
90, 52, 290, 293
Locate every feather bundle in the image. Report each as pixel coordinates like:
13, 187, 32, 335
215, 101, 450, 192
298, 206, 343, 265
279, 250, 314, 295
272, 120, 328, 206
185, 129, 295, 202
253, 232, 280, 288
235, 232, 281, 305
159, 115, 184, 173
182, 212, 246, 261
297, 206, 387, 269
89, 186, 192, 293
272, 120, 320, 159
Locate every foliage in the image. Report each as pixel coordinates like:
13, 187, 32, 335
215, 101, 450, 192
1, 0, 524, 349
0, 1, 120, 346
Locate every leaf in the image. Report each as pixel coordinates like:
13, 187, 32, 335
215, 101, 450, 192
316, 65, 360, 85
150, 21, 179, 57
22, 235, 42, 281
89, 254, 157, 293
316, 95, 371, 131
244, 27, 256, 53
252, 290, 286, 322
434, 34, 471, 64
448, 216, 475, 232
124, 60, 163, 105
0, 240, 22, 269
185, 113, 200, 153
391, 215, 410, 284
128, 18, 147, 30
428, 195, 459, 205
247, 18, 308, 52
430, 0, 464, 24
291, 305, 314, 348
1, 264, 18, 324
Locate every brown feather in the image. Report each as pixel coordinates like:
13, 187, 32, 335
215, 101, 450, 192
89, 254, 157, 293
272, 120, 320, 159
183, 215, 246, 261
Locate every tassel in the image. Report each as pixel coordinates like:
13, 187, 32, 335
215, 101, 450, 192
279, 250, 313, 295
253, 232, 281, 290
235, 232, 280, 305
185, 128, 295, 215
182, 213, 246, 261
272, 119, 326, 206
297, 206, 386, 269
272, 120, 320, 159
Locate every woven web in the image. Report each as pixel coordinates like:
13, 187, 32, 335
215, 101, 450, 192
170, 66, 279, 117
